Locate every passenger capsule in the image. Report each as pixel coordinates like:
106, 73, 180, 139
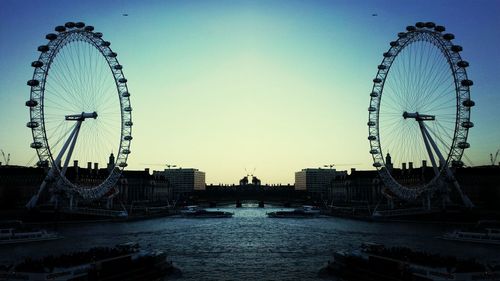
124, 135, 133, 141
122, 149, 131, 154
368, 106, 377, 112
377, 65, 387, 70
122, 91, 130, 97
462, 99, 475, 107
108, 52, 117, 58
38, 45, 49, 52
26, 121, 39, 128
383, 52, 392, 58
443, 33, 455, 40
397, 32, 407, 38
370, 92, 379, 97
114, 65, 123, 70
451, 160, 464, 167
75, 22, 85, 28
45, 33, 58, 41
457, 142, 470, 149
94, 32, 103, 38
406, 26, 416, 32
415, 22, 425, 28
31, 61, 44, 68
25, 99, 38, 107
434, 25, 446, 32
425, 22, 436, 28
461, 121, 474, 128
27, 79, 40, 87
124, 106, 132, 112
461, 79, 473, 87
65, 22, 76, 28
373, 162, 382, 168
367, 121, 376, 126
457, 61, 469, 68
30, 142, 43, 149
101, 41, 111, 47
368, 136, 377, 141
451, 45, 463, 52
370, 149, 379, 154
84, 26, 94, 32
118, 78, 127, 83
390, 41, 399, 47
55, 25, 66, 32
373, 78, 382, 83
125, 121, 133, 126
118, 162, 128, 168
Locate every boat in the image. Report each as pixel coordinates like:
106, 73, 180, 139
321, 242, 500, 281
0, 242, 179, 281
441, 220, 500, 245
180, 206, 233, 218
267, 205, 321, 218
0, 221, 62, 245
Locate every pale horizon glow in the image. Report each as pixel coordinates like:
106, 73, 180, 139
0, 0, 499, 184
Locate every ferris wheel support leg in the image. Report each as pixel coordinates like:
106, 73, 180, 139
26, 123, 82, 209
418, 121, 440, 177
60, 121, 82, 178
420, 123, 474, 209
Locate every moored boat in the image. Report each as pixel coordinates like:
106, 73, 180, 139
0, 242, 179, 281
441, 220, 500, 245
180, 206, 233, 218
267, 205, 321, 218
0, 221, 62, 245
321, 242, 500, 281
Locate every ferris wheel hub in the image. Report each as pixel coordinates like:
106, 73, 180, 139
402, 111, 435, 121
65, 111, 98, 121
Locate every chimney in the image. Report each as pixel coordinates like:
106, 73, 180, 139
87, 162, 92, 170
402, 163, 407, 170
145, 168, 150, 174
409, 162, 413, 170
422, 160, 427, 168
94, 163, 99, 175
350, 168, 356, 174
74, 160, 78, 168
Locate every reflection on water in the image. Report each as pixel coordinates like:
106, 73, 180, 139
1, 205, 499, 280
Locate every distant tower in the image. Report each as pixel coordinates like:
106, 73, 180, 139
385, 153, 393, 171
107, 153, 115, 172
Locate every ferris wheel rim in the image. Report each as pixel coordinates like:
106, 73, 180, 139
26, 22, 132, 200
367, 22, 473, 200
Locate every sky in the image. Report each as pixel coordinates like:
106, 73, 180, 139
0, 0, 499, 184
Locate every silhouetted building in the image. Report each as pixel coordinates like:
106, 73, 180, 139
155, 168, 205, 197
0, 165, 44, 209
295, 168, 343, 197
239, 176, 249, 186
329, 169, 381, 204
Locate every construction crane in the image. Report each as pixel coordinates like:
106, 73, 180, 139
1, 149, 10, 166
491, 149, 500, 166
323, 163, 361, 169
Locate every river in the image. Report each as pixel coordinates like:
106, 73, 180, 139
2, 204, 499, 280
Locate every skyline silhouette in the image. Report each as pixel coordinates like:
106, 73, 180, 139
1, 0, 499, 184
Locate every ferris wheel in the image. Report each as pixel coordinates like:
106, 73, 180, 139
26, 22, 132, 208
367, 22, 474, 208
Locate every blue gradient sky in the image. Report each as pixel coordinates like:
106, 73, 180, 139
0, 0, 499, 184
